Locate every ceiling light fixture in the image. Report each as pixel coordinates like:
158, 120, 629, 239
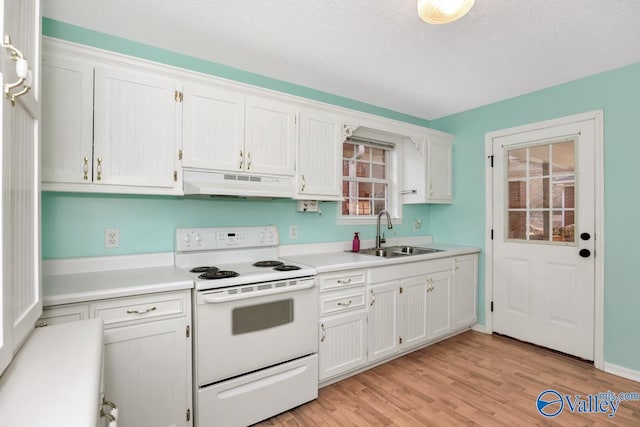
417, 0, 475, 24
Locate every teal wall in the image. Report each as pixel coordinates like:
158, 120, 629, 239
430, 62, 640, 372
42, 193, 429, 258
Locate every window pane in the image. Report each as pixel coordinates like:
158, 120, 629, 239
343, 143, 355, 159
356, 161, 369, 178
357, 199, 371, 215
372, 164, 385, 179
508, 181, 526, 209
342, 199, 354, 215
356, 145, 370, 161
552, 210, 575, 242
373, 200, 386, 214
508, 148, 527, 179
358, 182, 372, 198
552, 177, 575, 209
371, 147, 385, 163
529, 145, 550, 177
552, 141, 575, 174
529, 211, 549, 241
374, 183, 386, 198
508, 211, 526, 239
529, 177, 549, 209
343, 160, 355, 178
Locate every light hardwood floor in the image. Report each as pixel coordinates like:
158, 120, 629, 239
256, 331, 640, 426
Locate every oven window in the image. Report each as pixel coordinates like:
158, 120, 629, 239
232, 299, 294, 335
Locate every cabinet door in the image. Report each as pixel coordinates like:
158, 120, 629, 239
94, 65, 180, 189
426, 135, 453, 203
1, 0, 41, 374
182, 82, 244, 171
103, 317, 191, 427
297, 108, 342, 199
367, 281, 400, 363
427, 271, 453, 340
400, 276, 429, 348
453, 254, 478, 330
41, 54, 94, 184
245, 96, 296, 176
319, 311, 367, 381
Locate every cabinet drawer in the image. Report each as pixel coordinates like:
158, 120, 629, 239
319, 270, 366, 291
320, 288, 366, 316
37, 304, 89, 327
90, 292, 187, 327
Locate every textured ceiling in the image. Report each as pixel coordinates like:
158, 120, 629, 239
43, 0, 640, 120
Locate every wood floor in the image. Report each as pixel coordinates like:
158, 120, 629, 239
256, 331, 640, 426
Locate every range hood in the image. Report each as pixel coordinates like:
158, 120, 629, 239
183, 169, 295, 198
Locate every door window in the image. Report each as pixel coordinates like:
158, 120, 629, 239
505, 140, 576, 244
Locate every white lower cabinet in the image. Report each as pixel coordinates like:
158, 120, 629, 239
367, 281, 401, 363
317, 254, 477, 384
319, 312, 367, 381
103, 318, 190, 427
317, 271, 368, 382
452, 254, 479, 329
38, 290, 192, 427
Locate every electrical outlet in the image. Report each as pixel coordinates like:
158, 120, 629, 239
289, 225, 298, 239
105, 228, 120, 248
413, 219, 422, 231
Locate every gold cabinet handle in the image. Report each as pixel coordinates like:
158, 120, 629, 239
429, 182, 434, 197
337, 300, 352, 307
96, 158, 103, 181
300, 174, 306, 192
239, 150, 244, 169
126, 306, 157, 314
83, 157, 89, 180
370, 289, 375, 306
36, 322, 48, 328
337, 278, 351, 284
454, 260, 460, 271
320, 323, 326, 342
246, 151, 252, 170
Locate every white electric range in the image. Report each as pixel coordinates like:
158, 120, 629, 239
175, 226, 318, 427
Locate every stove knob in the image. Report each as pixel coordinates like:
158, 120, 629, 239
183, 234, 191, 243
195, 234, 202, 243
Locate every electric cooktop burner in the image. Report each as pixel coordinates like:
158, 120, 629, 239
252, 260, 284, 267
273, 265, 302, 272
198, 270, 240, 280
190, 266, 219, 273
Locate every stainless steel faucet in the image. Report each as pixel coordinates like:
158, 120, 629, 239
376, 210, 393, 249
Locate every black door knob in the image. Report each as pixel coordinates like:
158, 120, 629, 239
580, 233, 591, 241
579, 249, 591, 258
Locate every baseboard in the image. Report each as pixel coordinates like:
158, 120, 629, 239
604, 363, 640, 383
471, 323, 489, 334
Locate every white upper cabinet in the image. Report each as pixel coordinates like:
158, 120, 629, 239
94, 65, 181, 189
244, 96, 296, 176
41, 42, 183, 195
182, 82, 245, 171
401, 132, 453, 204
182, 86, 295, 177
296, 108, 342, 200
41, 54, 93, 184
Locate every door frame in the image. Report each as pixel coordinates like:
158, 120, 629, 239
484, 110, 604, 369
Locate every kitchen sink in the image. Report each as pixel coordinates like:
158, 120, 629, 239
358, 246, 444, 258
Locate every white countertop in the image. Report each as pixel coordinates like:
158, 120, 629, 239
282, 242, 481, 273
0, 319, 104, 427
43, 265, 193, 306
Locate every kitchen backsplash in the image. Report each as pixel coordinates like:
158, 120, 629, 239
42, 192, 431, 259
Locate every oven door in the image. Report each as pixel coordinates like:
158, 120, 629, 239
195, 277, 318, 386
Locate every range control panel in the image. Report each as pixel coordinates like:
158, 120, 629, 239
176, 226, 279, 251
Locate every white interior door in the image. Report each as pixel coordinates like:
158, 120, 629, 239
492, 118, 596, 360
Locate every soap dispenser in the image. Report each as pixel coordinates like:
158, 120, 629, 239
352, 232, 360, 253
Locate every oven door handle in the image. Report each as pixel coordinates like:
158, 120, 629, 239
201, 278, 316, 304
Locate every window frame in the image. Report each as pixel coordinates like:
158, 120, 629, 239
338, 137, 402, 225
